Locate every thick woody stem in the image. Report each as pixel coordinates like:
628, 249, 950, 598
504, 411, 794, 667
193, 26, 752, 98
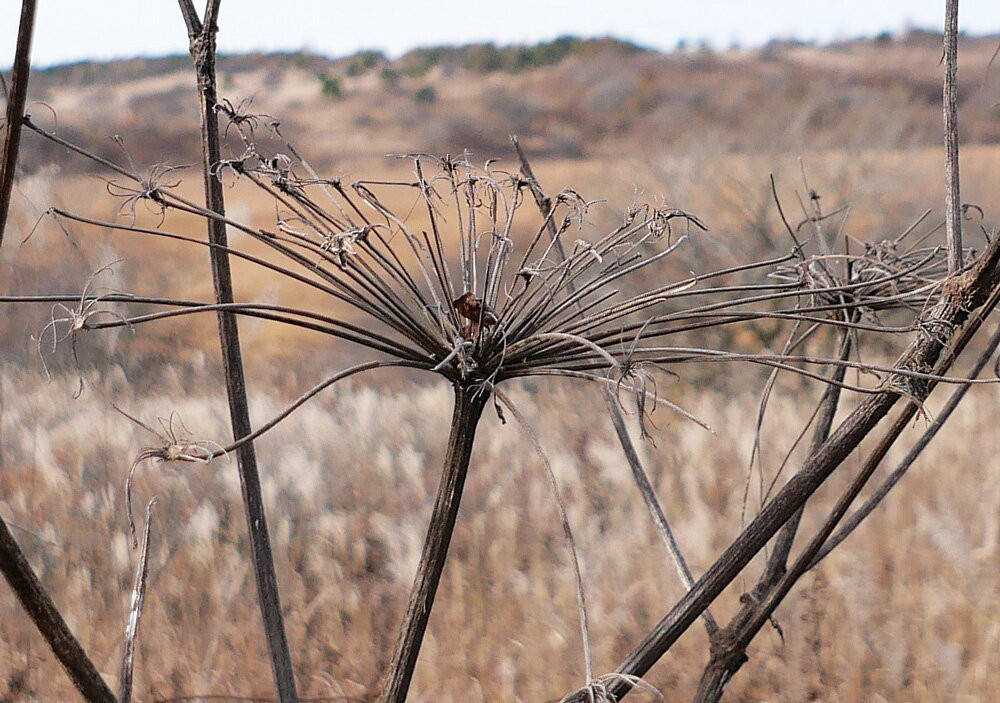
0, 519, 115, 702
602, 234, 1000, 701
380, 386, 487, 703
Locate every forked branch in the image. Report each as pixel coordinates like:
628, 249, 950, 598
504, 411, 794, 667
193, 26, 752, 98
601, 232, 1000, 701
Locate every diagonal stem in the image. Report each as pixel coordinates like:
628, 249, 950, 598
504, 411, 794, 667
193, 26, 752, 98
380, 385, 487, 703
757, 330, 853, 586
604, 385, 719, 636
692, 331, 851, 702
809, 322, 1000, 567
0, 518, 115, 702
599, 234, 1000, 702
176, 2, 298, 700
514, 137, 718, 641
695, 295, 1000, 703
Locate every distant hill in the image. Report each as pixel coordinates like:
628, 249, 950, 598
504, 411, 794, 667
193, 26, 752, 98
16, 32, 1000, 173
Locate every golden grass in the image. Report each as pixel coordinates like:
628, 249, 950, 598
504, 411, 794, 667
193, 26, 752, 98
2, 84, 1000, 700
0, 354, 997, 701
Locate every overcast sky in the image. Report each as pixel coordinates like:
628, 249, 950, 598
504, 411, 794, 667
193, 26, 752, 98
2, 1, 999, 69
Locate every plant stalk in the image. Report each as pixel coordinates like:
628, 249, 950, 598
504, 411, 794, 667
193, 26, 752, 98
692, 332, 851, 702
0, 0, 36, 246
809, 321, 1000, 567
0, 4, 113, 701
176, 2, 298, 700
0, 518, 115, 702
943, 0, 963, 273
603, 232, 1000, 701
380, 385, 487, 703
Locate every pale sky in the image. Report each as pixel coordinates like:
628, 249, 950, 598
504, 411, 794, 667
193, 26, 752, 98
1, 1, 999, 69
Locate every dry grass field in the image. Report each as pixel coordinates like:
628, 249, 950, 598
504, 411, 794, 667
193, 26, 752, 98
2, 30, 999, 703
1, 367, 997, 701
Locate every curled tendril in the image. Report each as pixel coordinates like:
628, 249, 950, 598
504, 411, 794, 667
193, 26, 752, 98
214, 96, 275, 141
35, 260, 133, 398
116, 406, 227, 548
105, 164, 186, 227
318, 226, 369, 267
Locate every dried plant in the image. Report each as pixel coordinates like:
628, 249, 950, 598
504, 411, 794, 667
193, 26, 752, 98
34, 260, 131, 397
2, 2, 999, 703
115, 406, 226, 547
12, 105, 993, 702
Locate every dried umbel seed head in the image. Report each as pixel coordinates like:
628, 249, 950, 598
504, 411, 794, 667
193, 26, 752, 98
453, 292, 499, 326
453, 292, 499, 340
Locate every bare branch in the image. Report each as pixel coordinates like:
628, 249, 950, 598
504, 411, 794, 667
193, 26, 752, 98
0, 0, 37, 247
514, 141, 717, 640
692, 332, 852, 702
176, 0, 202, 37
810, 322, 1000, 566
943, 0, 963, 272
0, 516, 115, 703
602, 233, 1000, 701
118, 499, 155, 703
177, 2, 299, 700
604, 385, 719, 636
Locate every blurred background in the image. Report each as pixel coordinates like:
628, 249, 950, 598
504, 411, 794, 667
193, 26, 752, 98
1, 2, 998, 701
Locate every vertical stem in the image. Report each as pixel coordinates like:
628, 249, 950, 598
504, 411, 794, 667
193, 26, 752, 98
0, 519, 115, 702
0, 4, 112, 701
176, 3, 298, 701
380, 386, 486, 703
943, 0, 963, 273
0, 0, 36, 246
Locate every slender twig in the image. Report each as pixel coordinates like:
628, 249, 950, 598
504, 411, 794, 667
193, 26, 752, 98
0, 0, 36, 246
760, 333, 851, 575
514, 142, 717, 640
943, 0, 963, 273
692, 331, 852, 703
604, 385, 719, 636
177, 2, 298, 700
512, 135, 574, 272
119, 499, 155, 703
496, 389, 595, 683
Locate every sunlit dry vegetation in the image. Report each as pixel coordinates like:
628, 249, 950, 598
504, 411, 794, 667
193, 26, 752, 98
1, 2, 999, 702
1, 369, 998, 701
